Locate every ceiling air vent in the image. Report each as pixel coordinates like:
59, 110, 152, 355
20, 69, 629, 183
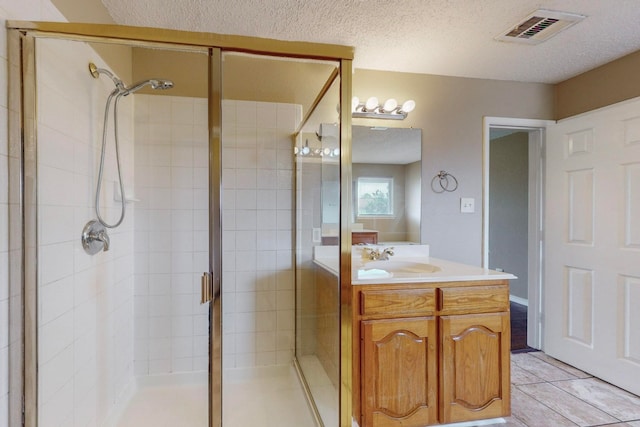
496, 9, 586, 45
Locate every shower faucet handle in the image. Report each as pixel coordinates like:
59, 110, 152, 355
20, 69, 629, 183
82, 220, 110, 255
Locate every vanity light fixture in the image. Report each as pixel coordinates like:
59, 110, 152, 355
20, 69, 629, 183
352, 96, 416, 120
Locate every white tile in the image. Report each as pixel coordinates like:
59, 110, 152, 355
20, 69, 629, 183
172, 294, 194, 316
256, 190, 277, 210
235, 127, 257, 148
39, 310, 74, 365
149, 316, 171, 338
236, 210, 257, 230
235, 251, 257, 272
236, 230, 256, 251
256, 169, 277, 189
236, 189, 257, 210
256, 331, 276, 353
172, 357, 193, 372
39, 242, 74, 285
236, 102, 257, 128
235, 332, 257, 353
39, 379, 73, 427
39, 344, 74, 404
236, 169, 256, 189
256, 312, 276, 332
148, 338, 171, 360
171, 336, 193, 358
256, 210, 276, 230
236, 148, 257, 169
149, 358, 171, 374
236, 292, 257, 313
256, 103, 277, 129
256, 230, 277, 250
149, 295, 171, 317
256, 251, 276, 271
40, 276, 74, 325
276, 250, 293, 270
172, 316, 194, 337
276, 230, 292, 250
276, 190, 292, 210
193, 167, 208, 189
172, 146, 193, 167
149, 145, 172, 166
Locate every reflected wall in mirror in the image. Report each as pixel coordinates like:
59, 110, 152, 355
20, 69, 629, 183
320, 124, 422, 245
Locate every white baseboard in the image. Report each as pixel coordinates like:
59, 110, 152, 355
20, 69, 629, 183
509, 295, 528, 306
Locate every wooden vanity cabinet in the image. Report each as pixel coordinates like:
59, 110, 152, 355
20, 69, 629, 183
353, 281, 511, 427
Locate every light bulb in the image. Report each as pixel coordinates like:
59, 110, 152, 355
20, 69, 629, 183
323, 148, 331, 156
400, 100, 416, 113
351, 97, 360, 112
364, 97, 378, 111
332, 148, 340, 156
382, 98, 398, 113
301, 146, 310, 155
294, 146, 299, 155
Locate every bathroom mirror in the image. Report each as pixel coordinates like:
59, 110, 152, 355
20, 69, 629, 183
320, 125, 422, 244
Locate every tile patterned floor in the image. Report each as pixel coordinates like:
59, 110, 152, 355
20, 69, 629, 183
496, 352, 640, 427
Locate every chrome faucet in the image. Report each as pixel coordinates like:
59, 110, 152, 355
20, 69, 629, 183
363, 246, 394, 261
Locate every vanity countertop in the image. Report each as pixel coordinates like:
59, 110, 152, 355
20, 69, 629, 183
313, 245, 516, 285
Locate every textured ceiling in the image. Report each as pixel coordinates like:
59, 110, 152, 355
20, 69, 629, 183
100, 0, 640, 84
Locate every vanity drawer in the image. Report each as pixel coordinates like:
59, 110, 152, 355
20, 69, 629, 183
360, 289, 436, 317
438, 285, 509, 315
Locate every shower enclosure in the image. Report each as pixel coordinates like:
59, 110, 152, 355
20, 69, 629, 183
8, 21, 353, 427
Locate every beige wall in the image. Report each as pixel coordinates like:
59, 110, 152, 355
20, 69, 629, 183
555, 49, 640, 120
353, 69, 554, 264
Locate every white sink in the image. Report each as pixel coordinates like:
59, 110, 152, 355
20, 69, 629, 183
360, 260, 441, 274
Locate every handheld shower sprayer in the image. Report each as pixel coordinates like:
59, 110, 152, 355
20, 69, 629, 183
88, 62, 174, 233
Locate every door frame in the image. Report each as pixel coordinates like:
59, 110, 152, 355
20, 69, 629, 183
482, 117, 554, 349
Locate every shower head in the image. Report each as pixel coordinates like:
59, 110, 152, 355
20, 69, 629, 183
122, 78, 174, 96
89, 62, 125, 91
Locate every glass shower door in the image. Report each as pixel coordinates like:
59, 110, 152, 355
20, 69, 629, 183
27, 35, 215, 426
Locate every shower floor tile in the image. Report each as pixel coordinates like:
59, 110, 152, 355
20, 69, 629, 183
116, 383, 208, 427
224, 364, 315, 427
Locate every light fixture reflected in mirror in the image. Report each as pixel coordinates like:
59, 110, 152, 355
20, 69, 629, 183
295, 138, 339, 159
352, 96, 416, 120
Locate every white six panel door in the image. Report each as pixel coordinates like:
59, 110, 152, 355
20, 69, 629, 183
545, 97, 640, 396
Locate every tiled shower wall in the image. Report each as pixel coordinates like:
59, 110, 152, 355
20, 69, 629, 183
222, 100, 300, 369
133, 94, 210, 375
35, 38, 135, 426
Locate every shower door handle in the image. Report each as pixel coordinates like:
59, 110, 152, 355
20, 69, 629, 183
201, 272, 213, 304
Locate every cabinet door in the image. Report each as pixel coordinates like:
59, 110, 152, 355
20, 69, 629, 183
440, 312, 511, 423
361, 317, 437, 427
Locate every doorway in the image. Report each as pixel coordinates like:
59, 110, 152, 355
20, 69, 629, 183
483, 117, 553, 351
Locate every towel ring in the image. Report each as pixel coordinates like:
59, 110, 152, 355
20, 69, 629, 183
431, 170, 458, 193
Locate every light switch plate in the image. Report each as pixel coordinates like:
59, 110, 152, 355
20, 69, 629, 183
460, 197, 475, 213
